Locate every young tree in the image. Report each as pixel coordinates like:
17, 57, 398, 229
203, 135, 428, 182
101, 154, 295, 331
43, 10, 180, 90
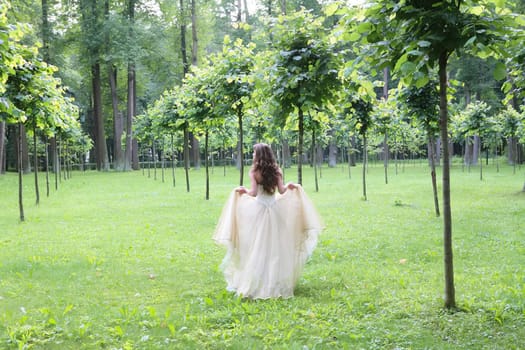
400, 81, 441, 216
264, 9, 341, 184
336, 0, 519, 309
183, 66, 221, 199
208, 37, 255, 186
350, 96, 374, 201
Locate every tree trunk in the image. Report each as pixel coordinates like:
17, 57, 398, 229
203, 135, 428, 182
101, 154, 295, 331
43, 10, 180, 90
282, 139, 291, 168
190, 0, 201, 173
0, 121, 5, 174
33, 125, 40, 205
124, 63, 135, 170
328, 129, 337, 167
180, 0, 189, 76
161, 139, 165, 183
238, 107, 244, 186
54, 137, 59, 190
472, 135, 480, 165
16, 124, 31, 174
18, 123, 25, 222
439, 51, 455, 309
479, 139, 483, 181
41, 0, 51, 63
171, 134, 176, 187
464, 136, 471, 167
92, 62, 109, 171
350, 135, 357, 166
383, 67, 390, 184
191, 133, 201, 169
124, 0, 136, 171
44, 135, 50, 196
49, 136, 57, 174
297, 108, 304, 185
132, 138, 139, 170
152, 140, 157, 180
131, 64, 139, 171
362, 133, 367, 201
507, 136, 516, 164
429, 136, 440, 217
191, 0, 198, 66
313, 129, 319, 192
184, 123, 190, 192
243, 0, 250, 22
205, 129, 209, 200
109, 65, 124, 169
104, 0, 122, 170
236, 0, 242, 22
383, 131, 389, 185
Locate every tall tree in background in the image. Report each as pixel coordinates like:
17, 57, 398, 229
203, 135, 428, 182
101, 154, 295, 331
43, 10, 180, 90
80, 0, 109, 170
179, 0, 192, 186
190, 0, 201, 170
124, 0, 136, 170
191, 0, 198, 66
105, 0, 125, 170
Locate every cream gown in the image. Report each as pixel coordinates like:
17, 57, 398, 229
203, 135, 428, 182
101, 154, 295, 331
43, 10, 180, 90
213, 185, 323, 299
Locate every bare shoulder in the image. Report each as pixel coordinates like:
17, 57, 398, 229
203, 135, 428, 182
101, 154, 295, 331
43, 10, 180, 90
250, 169, 261, 183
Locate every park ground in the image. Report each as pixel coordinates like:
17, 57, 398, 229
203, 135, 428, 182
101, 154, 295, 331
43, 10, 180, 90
0, 160, 524, 349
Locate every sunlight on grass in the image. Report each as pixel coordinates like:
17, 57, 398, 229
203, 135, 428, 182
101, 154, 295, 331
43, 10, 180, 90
0, 162, 524, 349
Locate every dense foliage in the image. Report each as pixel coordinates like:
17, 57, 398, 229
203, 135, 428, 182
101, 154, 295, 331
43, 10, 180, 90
1, 0, 524, 177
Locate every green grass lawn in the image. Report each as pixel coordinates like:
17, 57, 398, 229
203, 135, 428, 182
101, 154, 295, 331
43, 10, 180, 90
0, 161, 524, 349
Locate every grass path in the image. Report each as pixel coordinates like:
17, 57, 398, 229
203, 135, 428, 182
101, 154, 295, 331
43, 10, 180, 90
0, 162, 524, 349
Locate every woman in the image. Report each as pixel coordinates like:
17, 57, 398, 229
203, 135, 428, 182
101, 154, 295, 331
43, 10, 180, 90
213, 143, 323, 299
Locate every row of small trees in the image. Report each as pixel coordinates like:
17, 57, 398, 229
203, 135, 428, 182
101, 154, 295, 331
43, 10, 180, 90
135, 1, 525, 310
0, 1, 89, 221
134, 7, 525, 197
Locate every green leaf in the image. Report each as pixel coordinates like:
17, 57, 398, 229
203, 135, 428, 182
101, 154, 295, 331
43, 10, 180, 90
470, 6, 483, 16
394, 53, 409, 72
501, 80, 512, 94
325, 2, 339, 16
464, 36, 477, 47
400, 61, 417, 75
356, 22, 372, 34
344, 31, 361, 42
415, 75, 429, 88
493, 62, 507, 81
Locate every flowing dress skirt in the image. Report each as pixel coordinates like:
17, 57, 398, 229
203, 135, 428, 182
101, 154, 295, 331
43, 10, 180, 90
213, 185, 323, 299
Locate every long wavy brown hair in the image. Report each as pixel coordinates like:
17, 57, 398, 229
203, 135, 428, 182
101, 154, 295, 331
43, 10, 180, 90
252, 143, 280, 194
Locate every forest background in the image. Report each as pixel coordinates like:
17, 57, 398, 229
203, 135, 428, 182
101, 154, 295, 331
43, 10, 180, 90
1, 0, 524, 180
